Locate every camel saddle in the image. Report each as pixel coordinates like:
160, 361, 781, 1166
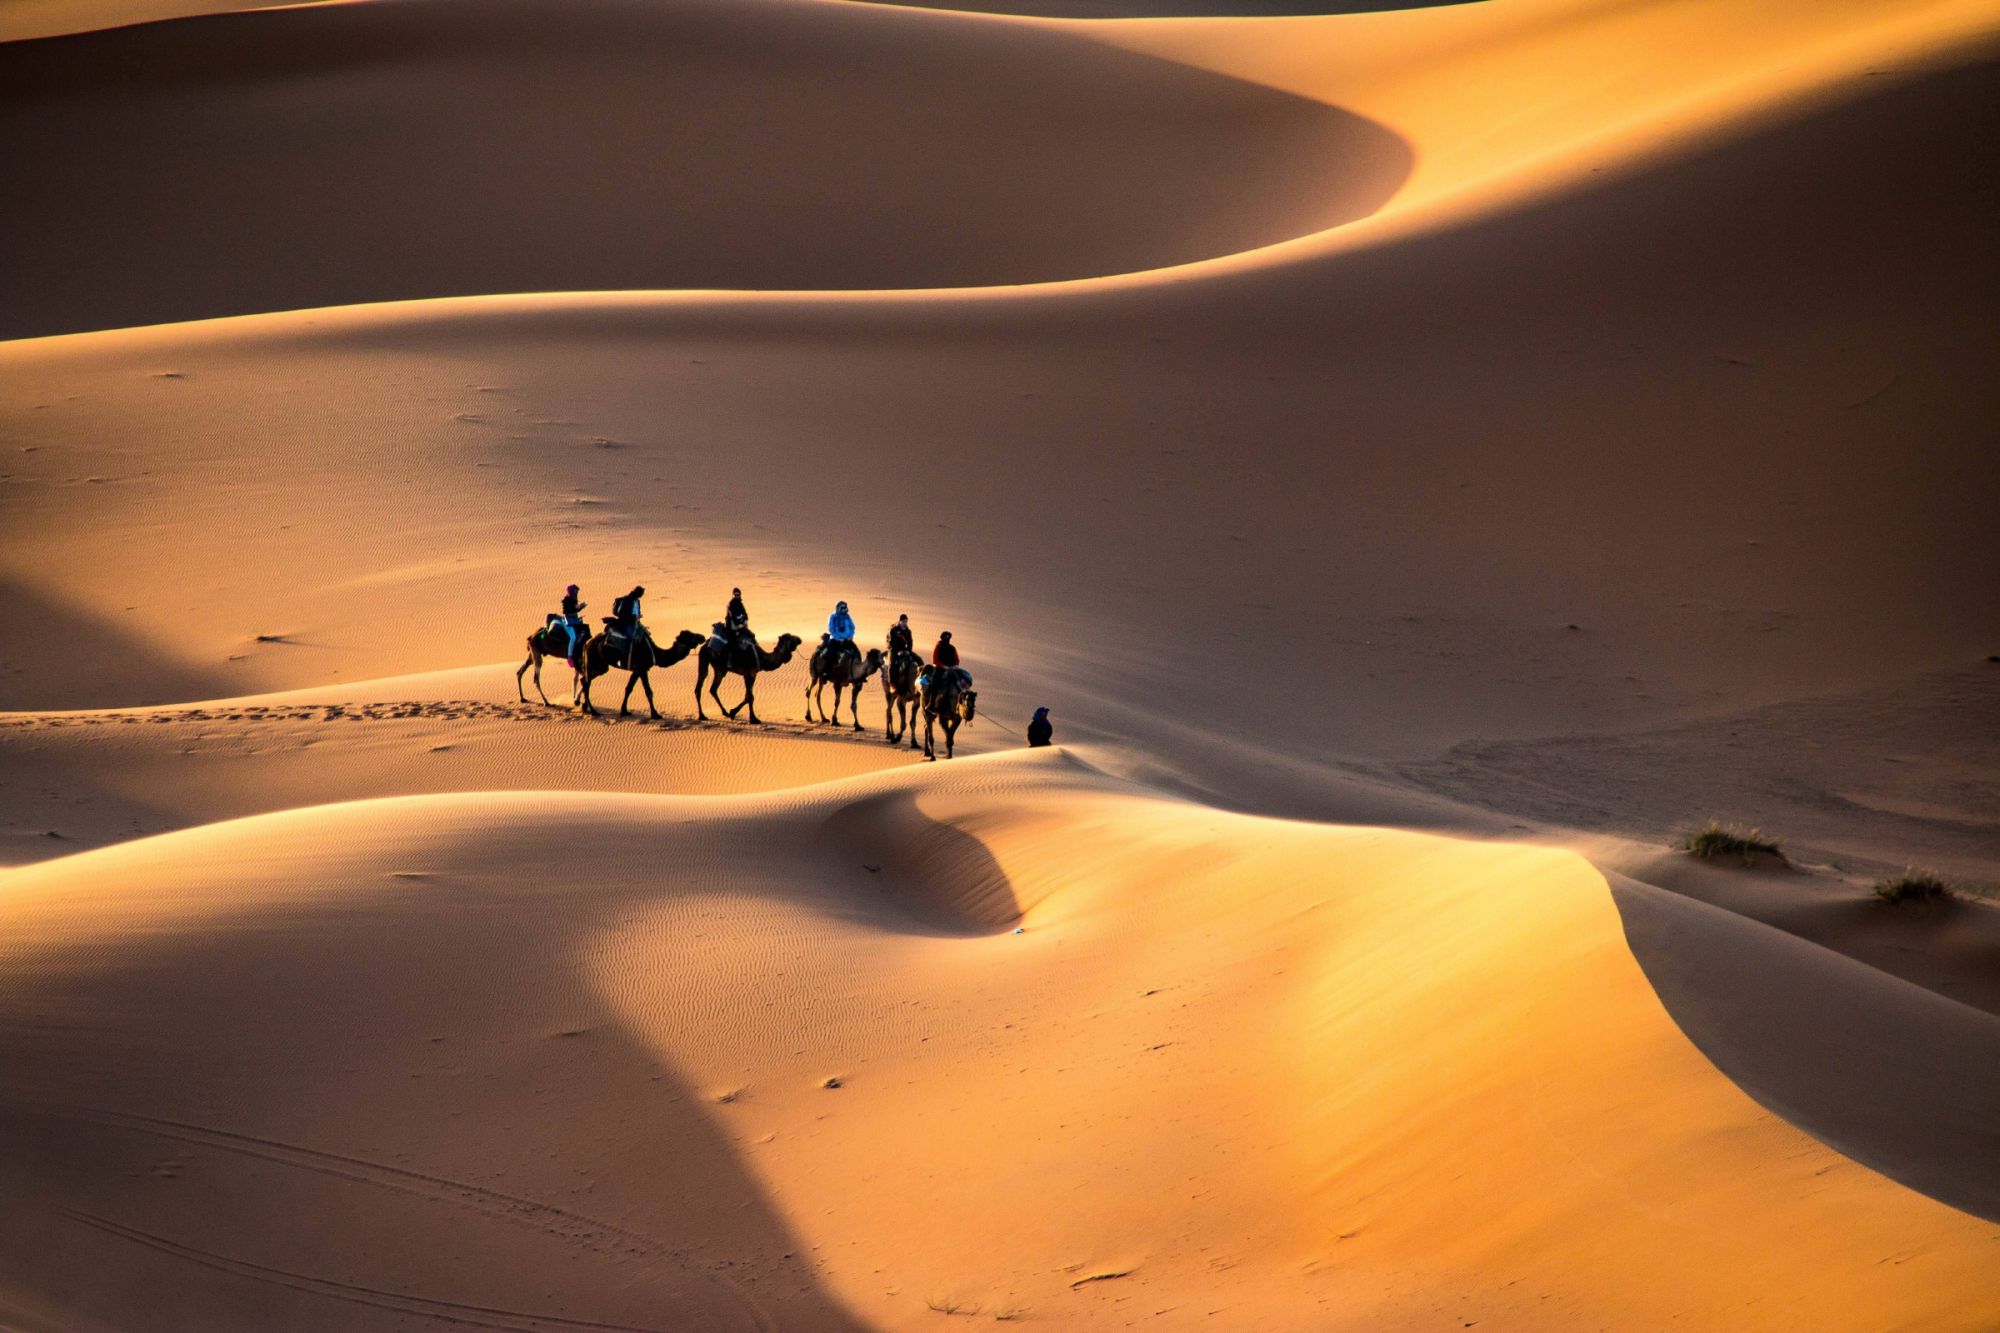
545, 614, 585, 658
816, 638, 860, 675
603, 623, 651, 668
920, 666, 971, 700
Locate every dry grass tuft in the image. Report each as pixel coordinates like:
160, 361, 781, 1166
1683, 820, 1783, 865
1873, 869, 1954, 906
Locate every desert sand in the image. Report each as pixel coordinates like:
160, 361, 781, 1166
2, 0, 1997, 1328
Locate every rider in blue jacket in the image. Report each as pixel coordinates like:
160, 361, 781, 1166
827, 601, 856, 644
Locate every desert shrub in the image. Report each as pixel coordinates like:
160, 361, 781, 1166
1683, 820, 1783, 865
1874, 869, 1954, 905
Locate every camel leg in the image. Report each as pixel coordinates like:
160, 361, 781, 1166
922, 710, 935, 761
714, 668, 735, 720
638, 668, 659, 720
516, 650, 533, 703
620, 668, 638, 716
848, 684, 864, 732
944, 716, 957, 759
579, 664, 597, 716
829, 682, 842, 727
741, 673, 762, 725
695, 660, 709, 721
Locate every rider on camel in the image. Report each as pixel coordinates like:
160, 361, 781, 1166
887, 614, 913, 658
610, 586, 646, 667
922, 631, 965, 698
560, 584, 586, 665
828, 601, 856, 644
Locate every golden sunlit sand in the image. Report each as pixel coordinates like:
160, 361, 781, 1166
2, 0, 1996, 1328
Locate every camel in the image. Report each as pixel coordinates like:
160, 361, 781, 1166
695, 631, 803, 724
515, 621, 588, 707
922, 668, 977, 761
806, 641, 885, 731
881, 648, 923, 748
577, 627, 705, 719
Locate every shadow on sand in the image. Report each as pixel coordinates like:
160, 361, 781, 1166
0, 825, 878, 1330
0, 576, 237, 711
1610, 874, 2000, 1224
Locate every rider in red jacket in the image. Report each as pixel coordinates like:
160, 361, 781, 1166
931, 632, 960, 668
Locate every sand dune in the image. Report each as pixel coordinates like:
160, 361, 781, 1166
3, 757, 1994, 1329
4, 0, 1997, 1326
0, 0, 1411, 338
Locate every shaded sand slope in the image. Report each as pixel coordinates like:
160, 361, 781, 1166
0, 0, 1412, 338
2, 755, 1994, 1330
1610, 872, 2000, 1222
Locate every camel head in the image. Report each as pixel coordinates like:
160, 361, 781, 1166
670, 629, 706, 653
774, 632, 804, 662
864, 647, 885, 675
962, 689, 977, 721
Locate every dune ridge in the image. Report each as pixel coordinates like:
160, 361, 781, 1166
9, 0, 1998, 337
0, 0, 1413, 339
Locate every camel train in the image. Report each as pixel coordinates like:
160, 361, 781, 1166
516, 590, 977, 759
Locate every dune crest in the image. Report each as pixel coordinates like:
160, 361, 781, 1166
1099, 0, 2000, 253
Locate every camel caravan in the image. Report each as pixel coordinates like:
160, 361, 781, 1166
517, 586, 978, 760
